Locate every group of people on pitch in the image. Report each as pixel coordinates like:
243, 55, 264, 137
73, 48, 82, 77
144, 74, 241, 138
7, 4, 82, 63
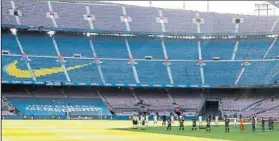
132, 112, 180, 130
239, 116, 275, 132
196, 115, 276, 132
132, 113, 275, 132
132, 112, 160, 130
196, 115, 275, 132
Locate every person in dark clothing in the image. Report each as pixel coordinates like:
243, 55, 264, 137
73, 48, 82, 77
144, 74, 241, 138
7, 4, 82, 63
206, 117, 211, 132
179, 115, 184, 131
261, 117, 265, 131
268, 117, 273, 131
132, 114, 138, 129
225, 118, 230, 133
271, 117, 274, 130
162, 114, 167, 126
192, 117, 197, 131
141, 114, 146, 130
252, 117, 256, 132
167, 118, 172, 130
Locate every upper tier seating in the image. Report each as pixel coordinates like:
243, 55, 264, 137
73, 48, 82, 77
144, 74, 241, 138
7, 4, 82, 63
2, 0, 279, 34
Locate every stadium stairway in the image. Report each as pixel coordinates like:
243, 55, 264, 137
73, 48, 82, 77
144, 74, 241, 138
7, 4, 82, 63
167, 91, 176, 104
96, 90, 115, 114
241, 94, 276, 112
250, 104, 279, 118
218, 100, 225, 118
197, 97, 206, 115
2, 96, 13, 111
130, 89, 141, 103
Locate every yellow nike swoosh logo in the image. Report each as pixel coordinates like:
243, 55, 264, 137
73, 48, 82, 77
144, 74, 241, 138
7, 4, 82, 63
4, 60, 92, 78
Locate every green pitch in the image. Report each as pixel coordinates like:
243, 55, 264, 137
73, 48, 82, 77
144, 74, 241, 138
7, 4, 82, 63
118, 124, 279, 141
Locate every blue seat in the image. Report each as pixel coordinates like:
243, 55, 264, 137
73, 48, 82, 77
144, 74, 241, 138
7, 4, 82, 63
93, 36, 128, 58
2, 32, 21, 54
236, 39, 272, 59
129, 37, 164, 59
55, 33, 93, 57
266, 40, 279, 59
136, 61, 169, 84
28, 57, 67, 82
201, 40, 235, 60
238, 61, 279, 85
64, 58, 101, 83
19, 32, 57, 56
204, 61, 242, 85
2, 55, 32, 81
101, 60, 135, 84
165, 39, 198, 60
171, 61, 201, 84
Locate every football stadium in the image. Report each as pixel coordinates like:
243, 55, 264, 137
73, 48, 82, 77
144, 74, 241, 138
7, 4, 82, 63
1, 0, 279, 141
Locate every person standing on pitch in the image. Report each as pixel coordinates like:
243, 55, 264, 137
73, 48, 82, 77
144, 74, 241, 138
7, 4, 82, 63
132, 114, 138, 129
252, 116, 256, 132
145, 113, 149, 127
141, 114, 146, 130
271, 117, 274, 130
269, 117, 274, 131
179, 115, 184, 131
261, 117, 265, 132
240, 117, 245, 132
199, 114, 203, 127
268, 117, 272, 131
215, 114, 219, 126
255, 116, 258, 128
234, 117, 238, 128
167, 118, 172, 131
140, 114, 143, 127
206, 117, 211, 132
170, 113, 174, 124
153, 113, 158, 125
136, 114, 140, 128
225, 118, 230, 133
192, 117, 197, 131
162, 114, 167, 126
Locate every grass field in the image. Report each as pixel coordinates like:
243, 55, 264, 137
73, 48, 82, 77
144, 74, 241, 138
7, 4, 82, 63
2, 120, 278, 141
119, 123, 279, 141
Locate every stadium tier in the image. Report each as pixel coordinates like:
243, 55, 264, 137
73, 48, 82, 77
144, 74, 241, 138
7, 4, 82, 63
2, 29, 279, 87
2, 85, 279, 118
2, 0, 279, 34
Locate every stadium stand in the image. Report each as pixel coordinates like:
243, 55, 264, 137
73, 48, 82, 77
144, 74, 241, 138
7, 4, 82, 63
2, 28, 279, 86
217, 89, 278, 117
3, 85, 111, 117
2, 84, 279, 118
2, 0, 279, 120
2, 0, 279, 33
1, 97, 16, 115
101, 87, 139, 112
170, 89, 203, 112
7, 97, 111, 116
134, 88, 174, 111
